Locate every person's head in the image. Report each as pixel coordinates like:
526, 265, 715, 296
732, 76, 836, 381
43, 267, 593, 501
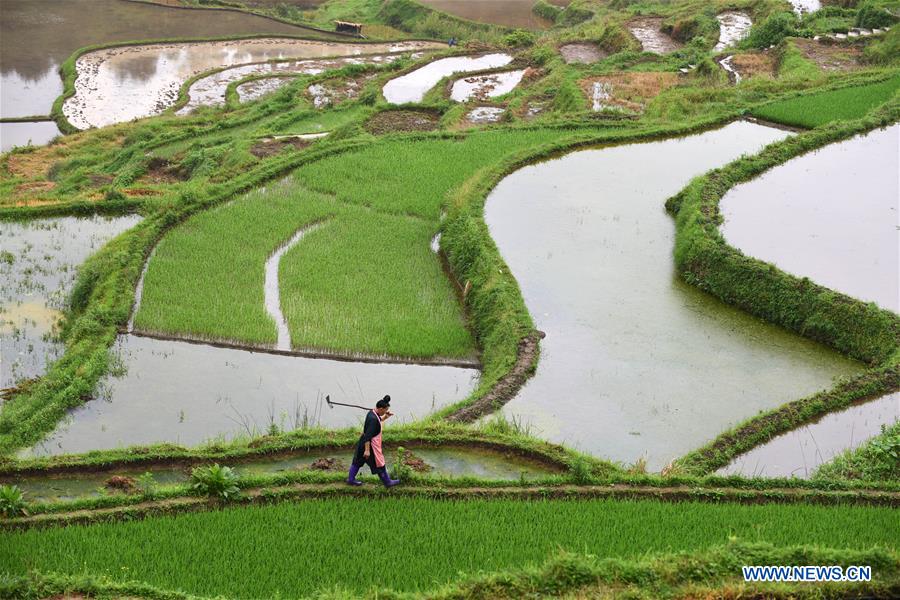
375, 395, 391, 415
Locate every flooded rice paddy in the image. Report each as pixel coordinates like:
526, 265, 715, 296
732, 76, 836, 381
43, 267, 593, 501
237, 76, 294, 103
720, 125, 899, 313
0, 0, 304, 120
484, 122, 863, 470
63, 40, 437, 129
466, 106, 506, 124
789, 0, 822, 16
382, 53, 513, 104
720, 393, 898, 479
450, 70, 526, 102
177, 52, 423, 114
25, 334, 478, 456
417, 0, 567, 30
7, 446, 555, 503
627, 18, 681, 55
0, 121, 61, 153
559, 42, 605, 65
0, 215, 142, 389
715, 12, 752, 52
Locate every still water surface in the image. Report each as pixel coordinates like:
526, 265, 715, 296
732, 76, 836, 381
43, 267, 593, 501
485, 122, 862, 470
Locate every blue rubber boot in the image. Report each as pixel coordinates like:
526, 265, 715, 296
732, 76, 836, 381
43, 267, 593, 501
347, 463, 363, 486
378, 470, 400, 488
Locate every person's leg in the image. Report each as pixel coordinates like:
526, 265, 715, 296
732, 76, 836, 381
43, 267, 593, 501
376, 466, 399, 488
347, 459, 364, 486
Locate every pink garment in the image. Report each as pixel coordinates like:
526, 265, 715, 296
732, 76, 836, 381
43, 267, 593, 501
370, 410, 385, 468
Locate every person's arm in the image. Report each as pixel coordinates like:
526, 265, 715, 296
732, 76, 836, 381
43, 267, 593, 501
361, 413, 378, 457
380, 411, 393, 422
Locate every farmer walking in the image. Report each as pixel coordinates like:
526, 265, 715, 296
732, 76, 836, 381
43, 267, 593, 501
347, 395, 400, 487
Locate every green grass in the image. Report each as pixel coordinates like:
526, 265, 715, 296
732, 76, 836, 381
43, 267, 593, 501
3, 497, 897, 596
752, 74, 900, 128
814, 421, 900, 482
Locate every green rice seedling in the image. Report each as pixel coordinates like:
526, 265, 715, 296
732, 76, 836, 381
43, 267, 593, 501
2, 498, 896, 595
190, 464, 240, 500
278, 206, 473, 358
0, 484, 27, 518
752, 74, 900, 128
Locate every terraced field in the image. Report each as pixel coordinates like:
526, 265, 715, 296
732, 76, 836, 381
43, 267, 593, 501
1, 0, 898, 597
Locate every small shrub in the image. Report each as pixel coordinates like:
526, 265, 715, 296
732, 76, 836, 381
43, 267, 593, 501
856, 1, 899, 29
744, 12, 799, 49
503, 29, 537, 47
136, 472, 157, 497
191, 464, 240, 500
393, 447, 413, 480
0, 484, 28, 518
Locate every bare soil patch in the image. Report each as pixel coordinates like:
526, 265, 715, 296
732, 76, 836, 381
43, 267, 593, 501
139, 157, 188, 184
402, 449, 433, 473
731, 52, 776, 79
123, 187, 162, 197
249, 137, 311, 158
559, 42, 607, 64
793, 39, 862, 71
365, 110, 440, 135
12, 181, 56, 195
580, 72, 678, 112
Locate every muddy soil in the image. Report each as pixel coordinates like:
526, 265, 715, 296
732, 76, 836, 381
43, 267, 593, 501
580, 72, 678, 113
402, 449, 433, 473
627, 18, 682, 54
365, 110, 440, 135
140, 158, 188, 185
308, 457, 347, 471
249, 137, 311, 158
307, 74, 376, 108
559, 42, 607, 64
793, 39, 861, 71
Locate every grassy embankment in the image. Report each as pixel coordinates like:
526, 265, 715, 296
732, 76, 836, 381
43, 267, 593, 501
5, 541, 897, 599
2, 497, 897, 596
669, 96, 900, 475
814, 420, 900, 482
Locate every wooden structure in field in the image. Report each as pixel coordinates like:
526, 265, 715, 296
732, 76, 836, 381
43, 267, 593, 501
334, 20, 363, 35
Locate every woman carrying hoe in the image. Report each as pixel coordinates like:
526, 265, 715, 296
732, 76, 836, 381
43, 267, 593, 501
347, 395, 400, 487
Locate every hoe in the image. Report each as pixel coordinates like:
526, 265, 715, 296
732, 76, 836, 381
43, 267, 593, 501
324, 394, 370, 411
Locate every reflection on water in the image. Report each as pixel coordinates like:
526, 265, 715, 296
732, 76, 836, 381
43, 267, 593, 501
0, 121, 61, 152
383, 53, 513, 104
719, 393, 898, 479
721, 125, 899, 313
178, 52, 423, 115
485, 122, 862, 470
450, 69, 526, 102
0, 215, 143, 389
0, 0, 304, 118
418, 0, 567, 30
26, 334, 478, 456
65, 40, 438, 129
